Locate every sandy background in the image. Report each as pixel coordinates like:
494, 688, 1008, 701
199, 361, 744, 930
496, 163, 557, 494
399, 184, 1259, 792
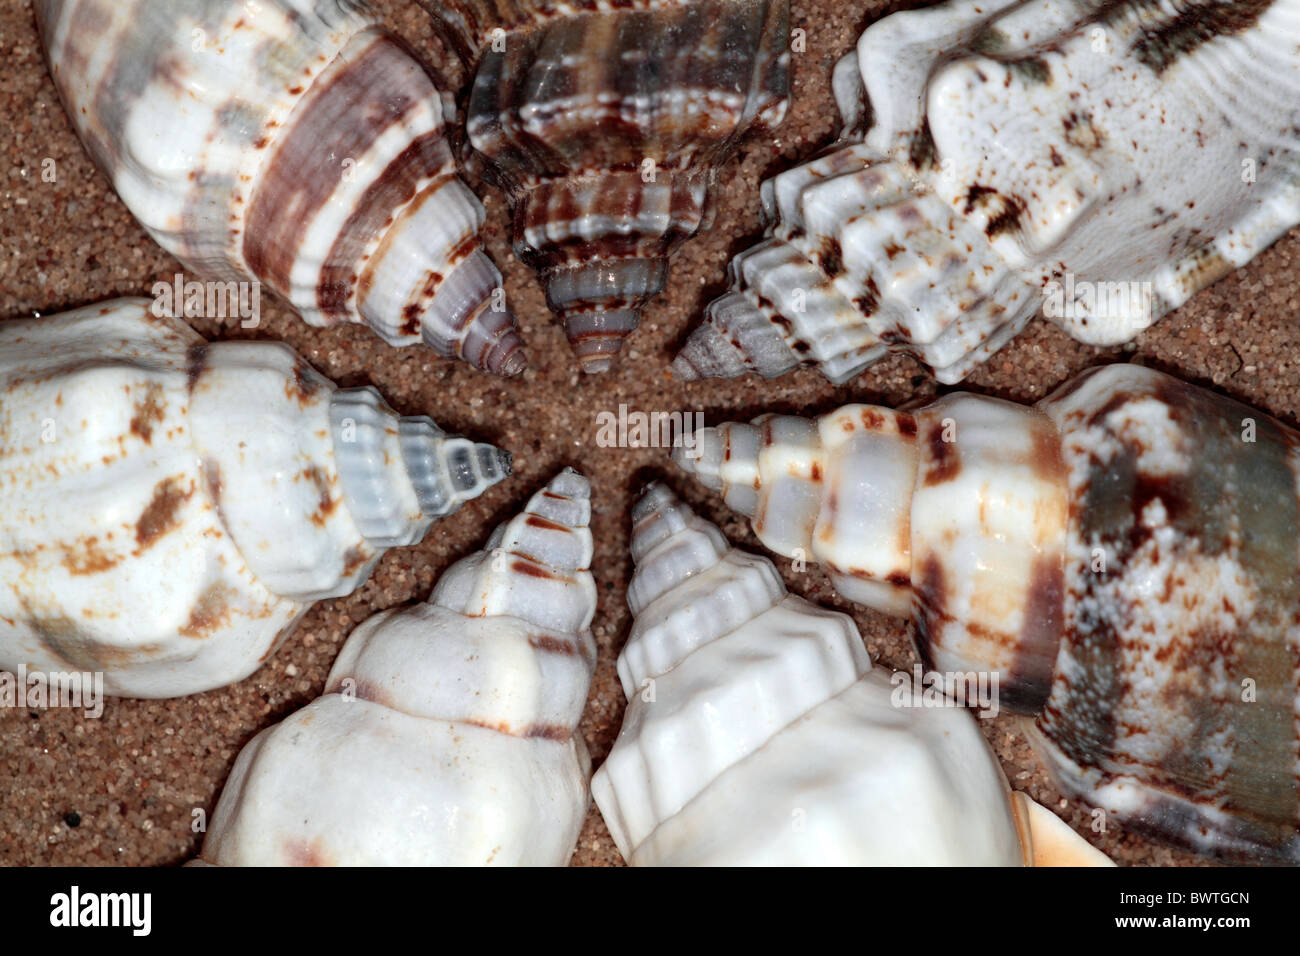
3, 0, 1296, 866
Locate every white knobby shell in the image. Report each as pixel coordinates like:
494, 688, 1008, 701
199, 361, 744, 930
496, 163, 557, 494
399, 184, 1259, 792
674, 0, 1300, 384
592, 483, 1081, 866
197, 469, 596, 866
0, 298, 509, 698
36, 0, 527, 375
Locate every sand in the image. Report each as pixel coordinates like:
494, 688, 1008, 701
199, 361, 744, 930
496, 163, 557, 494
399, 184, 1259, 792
3, 0, 1295, 866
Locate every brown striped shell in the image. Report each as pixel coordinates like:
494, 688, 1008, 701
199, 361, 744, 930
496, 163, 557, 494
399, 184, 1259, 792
674, 364, 1300, 864
419, 0, 790, 372
36, 0, 526, 376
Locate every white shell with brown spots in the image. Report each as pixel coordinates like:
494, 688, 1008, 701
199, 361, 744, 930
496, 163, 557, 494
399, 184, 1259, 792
197, 470, 596, 866
35, 0, 527, 375
673, 0, 1300, 385
0, 299, 509, 698
592, 483, 1031, 865
674, 363, 1300, 863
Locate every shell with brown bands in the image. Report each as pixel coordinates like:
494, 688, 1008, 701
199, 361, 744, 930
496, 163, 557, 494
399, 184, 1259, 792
36, 0, 527, 376
674, 363, 1300, 864
420, 0, 791, 373
196, 470, 596, 865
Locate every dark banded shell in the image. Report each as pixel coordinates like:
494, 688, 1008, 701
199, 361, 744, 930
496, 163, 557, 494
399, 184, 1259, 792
673, 363, 1300, 863
36, 0, 526, 376
1035, 364, 1300, 864
420, 0, 790, 373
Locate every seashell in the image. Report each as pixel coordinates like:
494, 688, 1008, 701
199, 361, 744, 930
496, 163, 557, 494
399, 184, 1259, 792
418, 0, 791, 373
674, 363, 1300, 863
36, 0, 527, 376
0, 298, 510, 698
591, 483, 1111, 865
673, 0, 1300, 385
196, 469, 596, 866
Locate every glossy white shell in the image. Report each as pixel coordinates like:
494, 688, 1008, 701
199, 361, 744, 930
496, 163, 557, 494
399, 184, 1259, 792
0, 298, 508, 698
674, 0, 1300, 384
592, 484, 1029, 866
197, 470, 596, 866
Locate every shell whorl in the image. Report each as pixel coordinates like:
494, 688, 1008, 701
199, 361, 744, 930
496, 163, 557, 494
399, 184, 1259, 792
421, 0, 791, 372
430, 468, 597, 634
197, 473, 596, 866
0, 298, 511, 697
36, 0, 526, 376
674, 0, 1300, 385
328, 388, 511, 549
324, 470, 598, 741
594, 484, 1033, 866
672, 397, 1071, 714
674, 364, 1300, 863
1033, 363, 1300, 863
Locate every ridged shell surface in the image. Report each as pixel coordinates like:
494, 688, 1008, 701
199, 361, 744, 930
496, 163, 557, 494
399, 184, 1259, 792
420, 0, 790, 372
674, 363, 1300, 863
674, 0, 1300, 384
0, 298, 509, 698
591, 483, 1028, 865
197, 469, 596, 865
35, 0, 527, 375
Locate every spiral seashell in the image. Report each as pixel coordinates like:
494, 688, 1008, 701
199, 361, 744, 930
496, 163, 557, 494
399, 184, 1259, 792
196, 469, 596, 866
674, 363, 1300, 862
418, 0, 790, 373
36, 0, 527, 376
592, 483, 1111, 865
673, 0, 1300, 384
0, 298, 510, 698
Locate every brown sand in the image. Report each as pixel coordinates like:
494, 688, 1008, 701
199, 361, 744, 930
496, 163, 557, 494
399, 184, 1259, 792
2, 0, 1293, 867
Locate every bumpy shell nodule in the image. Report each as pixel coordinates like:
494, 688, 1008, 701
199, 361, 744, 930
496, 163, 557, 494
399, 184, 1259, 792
36, 0, 527, 376
420, 0, 790, 373
196, 470, 596, 866
591, 483, 1032, 865
674, 0, 1300, 384
675, 363, 1300, 863
0, 298, 510, 698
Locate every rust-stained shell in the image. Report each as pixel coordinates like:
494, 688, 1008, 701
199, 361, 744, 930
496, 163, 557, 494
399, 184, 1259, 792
674, 364, 1300, 863
673, 0, 1300, 384
36, 0, 527, 375
0, 298, 510, 698
419, 0, 790, 372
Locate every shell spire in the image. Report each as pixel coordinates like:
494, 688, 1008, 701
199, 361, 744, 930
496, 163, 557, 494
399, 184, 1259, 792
0, 298, 510, 698
36, 0, 527, 376
197, 470, 596, 866
674, 364, 1300, 864
430, 467, 597, 634
419, 0, 791, 373
593, 483, 1106, 865
328, 389, 511, 549
674, 0, 1300, 384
